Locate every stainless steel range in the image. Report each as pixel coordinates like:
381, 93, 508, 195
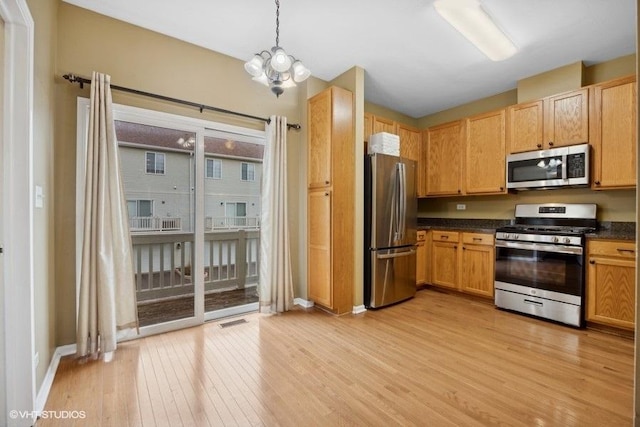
494, 203, 597, 327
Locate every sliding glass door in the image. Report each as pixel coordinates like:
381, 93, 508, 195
202, 131, 263, 320
76, 99, 264, 336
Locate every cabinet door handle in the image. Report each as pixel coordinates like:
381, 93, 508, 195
325, 180, 330, 185
536, 143, 542, 148
440, 235, 449, 239
548, 141, 554, 147
462, 247, 466, 250
617, 248, 635, 254
589, 259, 595, 264
454, 245, 458, 249
472, 237, 483, 241
594, 181, 601, 186
325, 192, 329, 196
499, 187, 504, 191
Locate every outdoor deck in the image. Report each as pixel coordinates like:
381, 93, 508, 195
137, 286, 259, 326
132, 228, 260, 326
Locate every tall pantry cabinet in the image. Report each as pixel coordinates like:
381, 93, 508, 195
307, 86, 354, 314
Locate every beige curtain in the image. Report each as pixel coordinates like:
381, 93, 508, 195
77, 71, 138, 360
259, 116, 294, 313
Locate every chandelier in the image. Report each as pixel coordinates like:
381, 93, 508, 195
244, 0, 311, 97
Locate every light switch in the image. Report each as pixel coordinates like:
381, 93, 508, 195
35, 185, 44, 208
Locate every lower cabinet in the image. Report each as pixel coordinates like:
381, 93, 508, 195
416, 230, 427, 285
431, 231, 460, 289
460, 233, 495, 298
429, 230, 495, 298
586, 239, 636, 330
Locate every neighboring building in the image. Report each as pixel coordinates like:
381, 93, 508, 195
115, 120, 263, 232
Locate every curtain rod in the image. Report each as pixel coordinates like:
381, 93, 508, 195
62, 73, 302, 131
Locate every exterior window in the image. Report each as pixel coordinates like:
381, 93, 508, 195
146, 152, 165, 174
206, 158, 222, 179
241, 162, 255, 181
127, 199, 153, 218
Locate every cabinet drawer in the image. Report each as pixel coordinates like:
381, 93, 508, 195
417, 230, 427, 241
462, 232, 494, 246
432, 230, 459, 243
588, 240, 636, 258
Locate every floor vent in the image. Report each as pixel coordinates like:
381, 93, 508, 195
218, 318, 248, 328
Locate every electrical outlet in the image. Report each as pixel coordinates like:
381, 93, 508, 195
456, 204, 466, 211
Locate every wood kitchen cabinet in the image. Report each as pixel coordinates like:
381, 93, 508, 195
416, 230, 428, 285
398, 124, 421, 162
460, 233, 495, 298
465, 109, 507, 195
586, 239, 636, 330
590, 75, 637, 190
425, 120, 465, 196
545, 88, 589, 149
372, 115, 397, 135
507, 88, 589, 153
431, 231, 460, 289
429, 230, 495, 299
364, 112, 373, 143
507, 100, 544, 153
307, 86, 354, 314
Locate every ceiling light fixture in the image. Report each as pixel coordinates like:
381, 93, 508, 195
244, 0, 311, 97
434, 0, 517, 61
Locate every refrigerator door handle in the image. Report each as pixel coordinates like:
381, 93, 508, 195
399, 162, 406, 241
393, 163, 402, 242
376, 249, 416, 260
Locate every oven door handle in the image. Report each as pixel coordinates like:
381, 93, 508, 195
495, 240, 583, 255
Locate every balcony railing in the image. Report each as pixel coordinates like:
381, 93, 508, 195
205, 216, 260, 230
131, 229, 260, 303
130, 216, 182, 232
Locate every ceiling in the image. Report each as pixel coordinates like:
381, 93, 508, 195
62, 0, 636, 118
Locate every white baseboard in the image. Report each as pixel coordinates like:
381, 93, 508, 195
36, 344, 77, 411
294, 298, 314, 308
352, 305, 367, 315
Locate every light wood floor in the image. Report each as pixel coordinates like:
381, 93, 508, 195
40, 288, 634, 427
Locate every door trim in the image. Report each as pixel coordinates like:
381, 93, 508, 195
0, 0, 34, 424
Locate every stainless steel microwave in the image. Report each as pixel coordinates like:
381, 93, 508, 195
506, 143, 589, 190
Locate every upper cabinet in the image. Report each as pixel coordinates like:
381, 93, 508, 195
590, 75, 637, 190
372, 115, 397, 135
308, 89, 333, 188
507, 89, 589, 154
545, 88, 589, 149
425, 120, 465, 196
465, 109, 507, 195
398, 124, 421, 162
506, 100, 544, 153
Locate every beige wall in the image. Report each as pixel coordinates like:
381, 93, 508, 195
55, 3, 306, 344
27, 0, 58, 392
517, 61, 585, 103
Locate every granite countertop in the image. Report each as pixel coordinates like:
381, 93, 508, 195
587, 222, 636, 241
418, 218, 637, 241
417, 218, 511, 234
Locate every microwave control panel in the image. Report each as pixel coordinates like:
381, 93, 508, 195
566, 153, 586, 178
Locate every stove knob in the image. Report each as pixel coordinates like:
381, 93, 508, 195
504, 233, 511, 239
552, 236, 559, 243
563, 237, 571, 244
514, 234, 520, 240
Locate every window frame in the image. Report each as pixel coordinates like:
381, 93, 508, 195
205, 157, 222, 179
127, 199, 154, 218
241, 162, 255, 182
145, 151, 166, 175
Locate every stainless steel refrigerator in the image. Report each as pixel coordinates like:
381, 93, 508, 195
364, 153, 417, 308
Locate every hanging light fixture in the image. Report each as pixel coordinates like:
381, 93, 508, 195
244, 0, 311, 97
